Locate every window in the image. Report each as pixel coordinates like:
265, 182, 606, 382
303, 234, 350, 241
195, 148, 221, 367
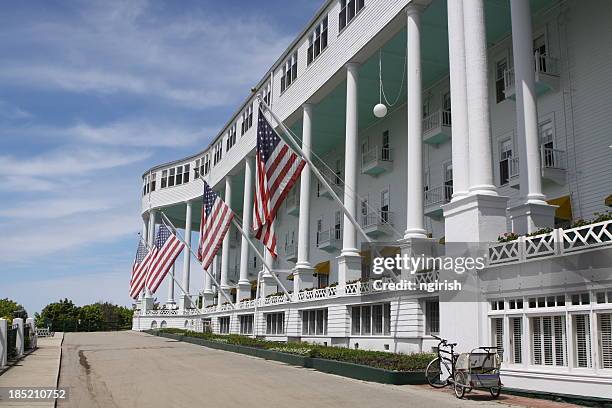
218, 316, 230, 334
574, 314, 592, 368
443, 162, 453, 202
194, 159, 200, 179
339, 0, 365, 32
204, 154, 211, 175
334, 211, 342, 240
307, 16, 328, 65
280, 51, 298, 93
334, 159, 342, 186
510, 317, 523, 363
599, 313, 612, 369
351, 303, 390, 336
425, 300, 439, 335
302, 309, 328, 335
491, 300, 505, 311
571, 293, 590, 306
528, 295, 565, 308
266, 312, 285, 335
496, 57, 508, 103
168, 168, 175, 187
239, 314, 254, 335
241, 105, 253, 135
161, 170, 168, 188
382, 130, 390, 161
499, 139, 513, 185
531, 315, 567, 366
492, 318, 504, 360
380, 189, 389, 223
227, 124, 237, 150
142, 173, 156, 195
318, 273, 329, 289
509, 299, 524, 310
175, 165, 183, 185
183, 164, 190, 183
539, 120, 555, 167
262, 82, 271, 106
213, 142, 223, 165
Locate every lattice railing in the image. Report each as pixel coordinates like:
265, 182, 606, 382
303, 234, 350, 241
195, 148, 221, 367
296, 286, 338, 302
488, 220, 612, 265
145, 309, 179, 316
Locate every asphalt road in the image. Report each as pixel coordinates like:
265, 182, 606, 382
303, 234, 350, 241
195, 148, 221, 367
57, 331, 515, 408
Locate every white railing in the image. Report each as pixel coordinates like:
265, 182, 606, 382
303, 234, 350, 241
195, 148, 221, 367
295, 286, 338, 301
361, 210, 394, 229
422, 109, 452, 134
540, 147, 566, 169
237, 299, 257, 309
317, 227, 342, 248
488, 219, 612, 265
504, 68, 515, 91
217, 303, 234, 312
145, 309, 179, 316
509, 157, 520, 179
262, 294, 290, 306
284, 242, 298, 259
535, 52, 559, 76
361, 146, 393, 168
424, 185, 453, 207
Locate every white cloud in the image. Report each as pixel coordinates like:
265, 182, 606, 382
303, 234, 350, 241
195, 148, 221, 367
0, 146, 151, 177
0, 100, 31, 120
0, 197, 113, 219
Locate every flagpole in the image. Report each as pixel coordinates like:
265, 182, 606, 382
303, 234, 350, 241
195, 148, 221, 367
253, 270, 262, 339
230, 217, 292, 300
160, 212, 236, 309
256, 96, 375, 248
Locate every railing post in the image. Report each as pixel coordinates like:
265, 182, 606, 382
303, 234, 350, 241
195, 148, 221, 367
556, 227, 564, 255
518, 236, 526, 262
13, 318, 24, 357
0, 318, 7, 368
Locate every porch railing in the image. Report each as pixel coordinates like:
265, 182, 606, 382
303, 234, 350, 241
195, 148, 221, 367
540, 147, 566, 169
488, 219, 612, 265
361, 210, 394, 228
424, 185, 453, 207
423, 109, 452, 133
361, 146, 392, 168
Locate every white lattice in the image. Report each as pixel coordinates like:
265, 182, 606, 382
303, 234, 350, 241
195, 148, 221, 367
145, 309, 178, 316
488, 241, 520, 265
525, 232, 555, 259
563, 220, 612, 253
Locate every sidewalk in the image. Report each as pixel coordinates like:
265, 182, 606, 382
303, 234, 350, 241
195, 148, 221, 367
0, 333, 64, 407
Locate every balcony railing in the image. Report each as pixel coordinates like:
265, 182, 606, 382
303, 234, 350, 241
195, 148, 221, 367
361, 210, 394, 237
316, 227, 342, 251
423, 110, 452, 145
540, 147, 566, 169
318, 166, 343, 199
284, 241, 298, 262
488, 219, 612, 265
361, 146, 393, 176
504, 52, 560, 98
424, 185, 453, 207
295, 286, 338, 301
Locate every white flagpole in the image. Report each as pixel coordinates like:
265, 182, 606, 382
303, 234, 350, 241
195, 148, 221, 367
160, 212, 236, 309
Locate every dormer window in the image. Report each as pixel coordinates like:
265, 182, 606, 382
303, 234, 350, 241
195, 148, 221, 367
280, 51, 298, 93
307, 16, 328, 66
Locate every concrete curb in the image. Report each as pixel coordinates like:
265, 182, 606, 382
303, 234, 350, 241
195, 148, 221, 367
53, 332, 65, 408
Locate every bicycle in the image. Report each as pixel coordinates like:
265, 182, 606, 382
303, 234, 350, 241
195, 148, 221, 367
425, 335, 460, 389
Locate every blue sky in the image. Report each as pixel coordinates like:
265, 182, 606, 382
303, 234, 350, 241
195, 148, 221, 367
0, 0, 322, 315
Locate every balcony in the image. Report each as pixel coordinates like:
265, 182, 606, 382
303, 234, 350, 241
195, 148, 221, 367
284, 242, 297, 263
361, 146, 393, 176
506, 148, 567, 188
424, 185, 453, 220
361, 210, 394, 237
286, 189, 299, 216
422, 109, 452, 145
316, 227, 342, 252
504, 53, 560, 100
318, 167, 343, 200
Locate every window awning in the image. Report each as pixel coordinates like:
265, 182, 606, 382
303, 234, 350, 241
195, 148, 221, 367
547, 195, 572, 221
606, 194, 612, 207
314, 260, 330, 275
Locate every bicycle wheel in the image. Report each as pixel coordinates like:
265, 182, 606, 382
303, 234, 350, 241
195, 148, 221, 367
489, 387, 501, 399
454, 372, 467, 399
425, 357, 446, 388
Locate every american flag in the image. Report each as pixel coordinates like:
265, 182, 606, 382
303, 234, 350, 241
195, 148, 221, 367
145, 224, 185, 294
197, 181, 234, 270
129, 239, 153, 299
253, 108, 305, 256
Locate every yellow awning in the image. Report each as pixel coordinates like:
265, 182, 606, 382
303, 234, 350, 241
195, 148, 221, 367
314, 260, 330, 275
547, 195, 572, 221
606, 194, 612, 207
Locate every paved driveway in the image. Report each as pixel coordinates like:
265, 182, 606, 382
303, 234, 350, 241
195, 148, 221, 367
56, 331, 553, 408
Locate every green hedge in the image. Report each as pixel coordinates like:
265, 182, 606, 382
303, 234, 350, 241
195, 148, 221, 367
157, 328, 434, 372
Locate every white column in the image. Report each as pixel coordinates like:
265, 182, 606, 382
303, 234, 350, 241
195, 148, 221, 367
166, 264, 175, 306
261, 246, 277, 297
0, 318, 7, 368
13, 318, 24, 357
218, 176, 232, 304
404, 5, 427, 238
463, 0, 497, 196
294, 104, 314, 293
338, 63, 362, 287
508, 0, 555, 234
180, 201, 192, 309
238, 157, 254, 301
447, 0, 470, 200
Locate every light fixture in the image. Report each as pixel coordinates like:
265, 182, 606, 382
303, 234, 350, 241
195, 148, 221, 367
372, 49, 406, 119
373, 103, 387, 118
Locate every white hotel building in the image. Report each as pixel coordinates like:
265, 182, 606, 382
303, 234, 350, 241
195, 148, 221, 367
132, 0, 612, 399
